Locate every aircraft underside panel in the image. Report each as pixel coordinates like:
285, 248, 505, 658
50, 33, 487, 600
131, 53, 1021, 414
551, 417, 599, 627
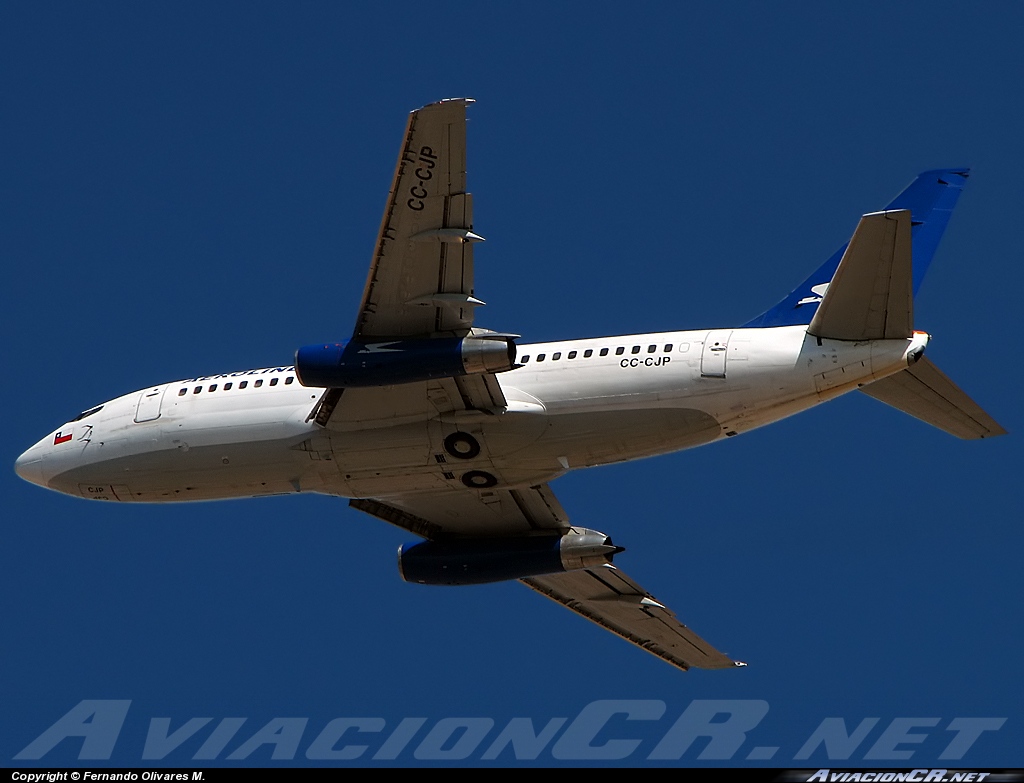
48, 436, 315, 502
529, 408, 721, 469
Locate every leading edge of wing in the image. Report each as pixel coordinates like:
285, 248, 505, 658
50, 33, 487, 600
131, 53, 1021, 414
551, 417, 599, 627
353, 98, 481, 340
523, 566, 744, 672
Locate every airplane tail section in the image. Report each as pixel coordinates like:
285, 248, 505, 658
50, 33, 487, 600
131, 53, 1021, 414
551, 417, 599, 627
861, 356, 1007, 439
744, 168, 970, 328
745, 167, 1004, 439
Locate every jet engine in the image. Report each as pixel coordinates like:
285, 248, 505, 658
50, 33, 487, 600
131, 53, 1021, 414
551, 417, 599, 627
397, 528, 623, 585
294, 335, 516, 388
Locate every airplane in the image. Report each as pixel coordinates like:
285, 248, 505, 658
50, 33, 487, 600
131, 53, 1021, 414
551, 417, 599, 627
14, 98, 1006, 673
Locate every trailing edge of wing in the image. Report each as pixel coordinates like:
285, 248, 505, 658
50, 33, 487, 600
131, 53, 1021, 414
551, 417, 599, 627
808, 210, 913, 341
860, 356, 1007, 439
523, 566, 743, 671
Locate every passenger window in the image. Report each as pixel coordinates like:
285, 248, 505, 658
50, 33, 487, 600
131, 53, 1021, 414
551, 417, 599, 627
178, 389, 187, 397
600, 348, 609, 356
678, 343, 690, 353
224, 383, 232, 390
270, 378, 279, 386
208, 384, 217, 392
647, 344, 656, 353
568, 350, 577, 359
631, 346, 640, 354
615, 347, 624, 356
285, 376, 294, 385
537, 354, 546, 362
521, 355, 530, 363
240, 381, 248, 389
584, 349, 593, 358
664, 343, 673, 352
194, 386, 202, 394
552, 352, 561, 361
255, 379, 263, 387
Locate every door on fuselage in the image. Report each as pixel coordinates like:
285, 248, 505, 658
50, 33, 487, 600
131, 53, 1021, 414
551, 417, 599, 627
700, 330, 733, 378
134, 385, 167, 423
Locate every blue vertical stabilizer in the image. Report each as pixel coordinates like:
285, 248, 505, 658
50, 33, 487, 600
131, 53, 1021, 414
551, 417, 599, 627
743, 168, 969, 328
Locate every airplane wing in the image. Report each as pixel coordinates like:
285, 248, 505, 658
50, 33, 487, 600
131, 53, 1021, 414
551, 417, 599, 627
354, 97, 484, 340
331, 100, 738, 671
308, 98, 505, 427
350, 486, 742, 671
309, 372, 507, 429
524, 567, 743, 671
350, 482, 569, 538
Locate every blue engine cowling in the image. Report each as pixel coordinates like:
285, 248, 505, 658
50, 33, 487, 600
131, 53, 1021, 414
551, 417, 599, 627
294, 336, 516, 388
397, 528, 623, 586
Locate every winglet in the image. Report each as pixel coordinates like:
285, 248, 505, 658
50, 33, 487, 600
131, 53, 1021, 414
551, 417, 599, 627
744, 169, 970, 328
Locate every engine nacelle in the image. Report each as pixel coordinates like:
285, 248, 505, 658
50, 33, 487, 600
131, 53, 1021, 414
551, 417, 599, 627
294, 336, 516, 388
397, 528, 623, 586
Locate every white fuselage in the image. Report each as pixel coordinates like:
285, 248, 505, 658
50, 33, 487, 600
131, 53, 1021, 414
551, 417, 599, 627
15, 326, 926, 503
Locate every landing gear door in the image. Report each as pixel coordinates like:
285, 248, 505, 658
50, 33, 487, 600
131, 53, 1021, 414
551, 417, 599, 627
700, 330, 733, 378
135, 385, 167, 423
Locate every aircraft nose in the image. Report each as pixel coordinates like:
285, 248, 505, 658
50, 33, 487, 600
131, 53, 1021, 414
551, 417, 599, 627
15, 443, 49, 488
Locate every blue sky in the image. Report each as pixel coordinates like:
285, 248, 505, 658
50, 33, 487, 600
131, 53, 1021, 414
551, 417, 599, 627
4, 2, 1022, 767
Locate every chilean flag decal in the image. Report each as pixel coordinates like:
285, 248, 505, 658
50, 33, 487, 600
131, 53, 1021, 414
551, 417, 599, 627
53, 431, 73, 445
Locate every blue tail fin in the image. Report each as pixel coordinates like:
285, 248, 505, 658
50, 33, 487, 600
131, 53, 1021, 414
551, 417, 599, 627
743, 168, 970, 328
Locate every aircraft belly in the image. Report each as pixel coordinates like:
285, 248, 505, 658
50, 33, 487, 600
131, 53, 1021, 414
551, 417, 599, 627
525, 407, 721, 469
328, 423, 444, 496
47, 437, 315, 502
327, 407, 556, 495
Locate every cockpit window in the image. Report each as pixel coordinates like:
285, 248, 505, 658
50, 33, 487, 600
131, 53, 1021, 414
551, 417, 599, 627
70, 405, 104, 422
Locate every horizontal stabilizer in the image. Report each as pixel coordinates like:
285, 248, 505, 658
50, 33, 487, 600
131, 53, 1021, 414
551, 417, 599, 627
808, 210, 913, 341
861, 356, 1007, 439
745, 168, 970, 328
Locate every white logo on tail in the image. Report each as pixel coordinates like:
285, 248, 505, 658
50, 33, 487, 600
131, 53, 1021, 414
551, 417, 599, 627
797, 282, 829, 306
